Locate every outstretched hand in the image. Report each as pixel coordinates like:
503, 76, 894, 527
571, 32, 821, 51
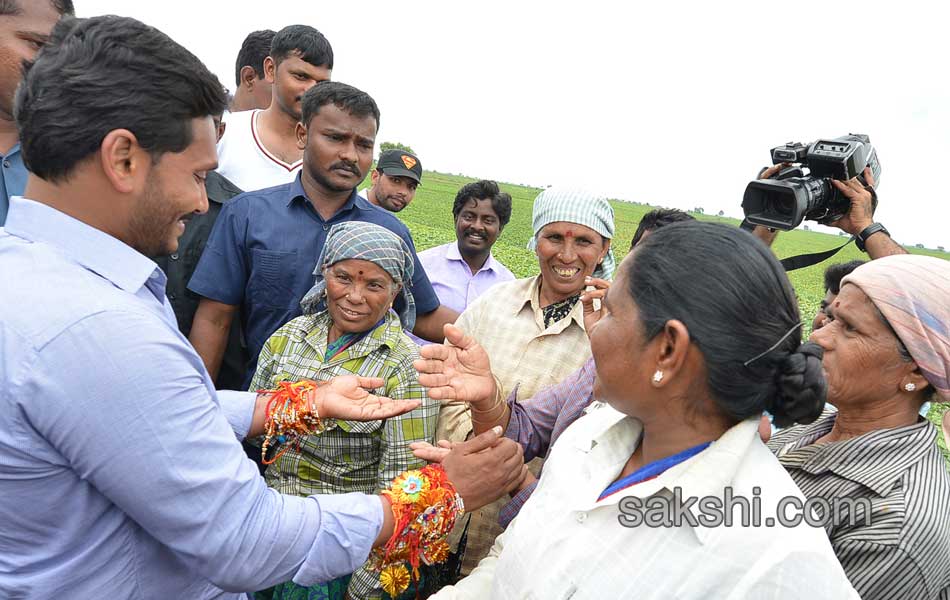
309, 375, 420, 422
413, 323, 497, 408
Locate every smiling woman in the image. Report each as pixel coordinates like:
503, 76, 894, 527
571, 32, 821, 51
435, 186, 615, 573
251, 221, 438, 600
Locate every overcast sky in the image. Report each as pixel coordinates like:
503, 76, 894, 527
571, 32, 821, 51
79, 0, 949, 248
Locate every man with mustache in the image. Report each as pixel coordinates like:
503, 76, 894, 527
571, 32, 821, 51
189, 81, 459, 389
416, 180, 514, 317
360, 148, 422, 212
215, 24, 331, 192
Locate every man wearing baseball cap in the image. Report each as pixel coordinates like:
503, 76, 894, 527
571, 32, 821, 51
363, 149, 422, 212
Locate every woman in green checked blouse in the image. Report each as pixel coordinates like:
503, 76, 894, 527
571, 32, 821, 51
250, 222, 438, 600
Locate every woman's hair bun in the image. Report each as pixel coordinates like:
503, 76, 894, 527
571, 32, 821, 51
768, 341, 827, 428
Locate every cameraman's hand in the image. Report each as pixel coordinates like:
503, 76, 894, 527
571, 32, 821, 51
828, 167, 875, 235
759, 162, 792, 180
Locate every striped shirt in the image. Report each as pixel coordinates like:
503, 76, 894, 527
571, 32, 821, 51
249, 309, 439, 599
768, 409, 950, 600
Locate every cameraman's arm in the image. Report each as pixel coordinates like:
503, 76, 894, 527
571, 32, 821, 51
751, 226, 778, 247
829, 167, 908, 259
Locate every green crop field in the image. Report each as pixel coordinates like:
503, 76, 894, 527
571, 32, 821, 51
377, 169, 947, 329
365, 169, 949, 457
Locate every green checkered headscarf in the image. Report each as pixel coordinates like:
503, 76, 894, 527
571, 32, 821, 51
526, 186, 616, 279
300, 222, 416, 329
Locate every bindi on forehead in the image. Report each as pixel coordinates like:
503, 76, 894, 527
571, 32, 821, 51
565, 230, 574, 238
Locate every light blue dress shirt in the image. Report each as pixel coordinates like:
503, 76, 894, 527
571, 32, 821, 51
0, 197, 383, 599
0, 143, 27, 225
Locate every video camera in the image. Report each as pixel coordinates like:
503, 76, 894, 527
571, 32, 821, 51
742, 134, 881, 230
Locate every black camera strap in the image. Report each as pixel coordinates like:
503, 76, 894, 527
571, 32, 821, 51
740, 218, 855, 271
779, 236, 855, 271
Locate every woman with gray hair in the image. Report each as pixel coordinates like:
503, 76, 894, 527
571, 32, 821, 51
435, 186, 615, 573
250, 221, 438, 600
768, 254, 950, 600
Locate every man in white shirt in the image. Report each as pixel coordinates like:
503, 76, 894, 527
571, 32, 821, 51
216, 25, 331, 192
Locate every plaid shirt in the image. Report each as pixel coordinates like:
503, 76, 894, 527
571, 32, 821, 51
249, 310, 438, 599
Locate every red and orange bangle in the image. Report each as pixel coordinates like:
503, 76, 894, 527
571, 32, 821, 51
370, 464, 465, 597
259, 380, 328, 465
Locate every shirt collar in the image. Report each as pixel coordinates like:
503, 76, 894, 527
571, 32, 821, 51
285, 173, 360, 217
303, 309, 404, 360
445, 242, 500, 274
4, 197, 160, 296
518, 275, 586, 332
573, 409, 760, 546
2, 143, 20, 158
773, 411, 939, 496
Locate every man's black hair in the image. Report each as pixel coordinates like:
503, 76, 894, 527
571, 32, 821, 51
630, 208, 695, 249
452, 180, 512, 228
234, 29, 275, 86
0, 0, 74, 15
300, 81, 379, 130
15, 15, 227, 182
822, 260, 866, 295
270, 24, 333, 70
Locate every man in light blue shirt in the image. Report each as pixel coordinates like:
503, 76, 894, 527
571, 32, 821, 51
0, 0, 74, 224
0, 15, 525, 599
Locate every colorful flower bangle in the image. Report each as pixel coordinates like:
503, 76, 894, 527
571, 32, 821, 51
259, 380, 328, 465
370, 464, 465, 597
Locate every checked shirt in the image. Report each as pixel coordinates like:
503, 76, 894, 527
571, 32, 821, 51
249, 309, 438, 599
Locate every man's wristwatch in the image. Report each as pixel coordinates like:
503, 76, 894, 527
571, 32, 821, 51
855, 222, 890, 252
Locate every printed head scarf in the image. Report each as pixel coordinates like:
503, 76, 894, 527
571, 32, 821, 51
300, 221, 416, 330
841, 255, 950, 402
526, 186, 616, 279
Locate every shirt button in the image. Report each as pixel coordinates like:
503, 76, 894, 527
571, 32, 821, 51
2, 160, 10, 168
170, 253, 179, 260
168, 293, 177, 301
576, 512, 587, 523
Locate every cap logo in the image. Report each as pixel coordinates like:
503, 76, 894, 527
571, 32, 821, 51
401, 155, 417, 170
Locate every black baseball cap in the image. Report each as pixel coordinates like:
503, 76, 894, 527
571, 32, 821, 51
376, 149, 422, 184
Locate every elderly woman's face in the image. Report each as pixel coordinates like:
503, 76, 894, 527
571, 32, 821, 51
325, 259, 399, 334
810, 284, 912, 406
535, 221, 609, 302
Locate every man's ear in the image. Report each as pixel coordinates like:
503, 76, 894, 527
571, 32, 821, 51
295, 121, 307, 150
98, 129, 147, 194
240, 65, 259, 89
263, 56, 276, 84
